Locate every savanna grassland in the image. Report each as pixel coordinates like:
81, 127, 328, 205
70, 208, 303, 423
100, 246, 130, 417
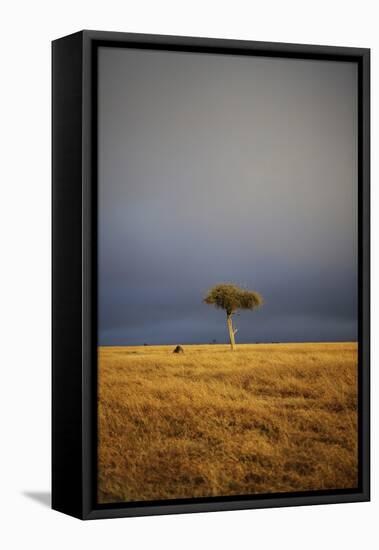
98, 342, 358, 503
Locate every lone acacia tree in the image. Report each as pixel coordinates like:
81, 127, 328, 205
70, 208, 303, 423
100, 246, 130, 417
203, 283, 263, 351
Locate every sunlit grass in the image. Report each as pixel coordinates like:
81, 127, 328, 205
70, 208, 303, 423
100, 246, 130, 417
98, 342, 358, 503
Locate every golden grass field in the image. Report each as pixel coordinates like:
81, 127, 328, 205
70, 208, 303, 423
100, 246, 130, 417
98, 342, 358, 503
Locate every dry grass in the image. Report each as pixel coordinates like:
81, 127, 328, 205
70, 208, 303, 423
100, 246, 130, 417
98, 342, 358, 503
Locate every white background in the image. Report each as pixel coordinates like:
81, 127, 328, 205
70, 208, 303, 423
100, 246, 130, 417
0, 1, 376, 548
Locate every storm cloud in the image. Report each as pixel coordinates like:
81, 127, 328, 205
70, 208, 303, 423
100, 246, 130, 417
98, 47, 358, 346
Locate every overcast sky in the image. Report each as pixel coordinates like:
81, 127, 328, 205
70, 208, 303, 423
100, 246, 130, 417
98, 47, 358, 346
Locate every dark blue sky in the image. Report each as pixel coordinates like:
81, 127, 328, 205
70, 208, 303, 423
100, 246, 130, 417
98, 47, 358, 346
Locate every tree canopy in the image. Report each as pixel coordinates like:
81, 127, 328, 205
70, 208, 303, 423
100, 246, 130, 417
203, 283, 263, 316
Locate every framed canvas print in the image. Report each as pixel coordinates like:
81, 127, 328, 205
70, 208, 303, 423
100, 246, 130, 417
52, 31, 370, 519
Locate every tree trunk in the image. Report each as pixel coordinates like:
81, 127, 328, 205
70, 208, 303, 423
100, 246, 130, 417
227, 314, 236, 351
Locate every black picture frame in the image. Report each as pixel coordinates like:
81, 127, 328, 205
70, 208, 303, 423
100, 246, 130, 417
52, 30, 370, 520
